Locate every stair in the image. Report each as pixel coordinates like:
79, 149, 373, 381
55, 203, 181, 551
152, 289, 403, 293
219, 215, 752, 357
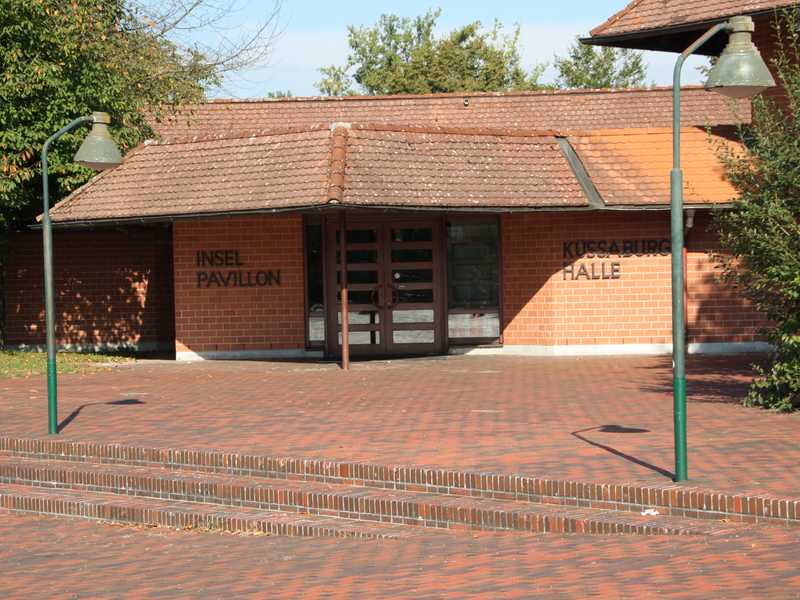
0, 481, 422, 539
0, 455, 745, 537
2, 437, 790, 538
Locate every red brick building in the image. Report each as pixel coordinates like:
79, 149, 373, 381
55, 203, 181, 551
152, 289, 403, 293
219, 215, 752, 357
4, 0, 785, 361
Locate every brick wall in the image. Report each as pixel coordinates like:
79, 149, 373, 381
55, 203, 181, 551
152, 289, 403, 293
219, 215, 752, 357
684, 211, 766, 344
172, 216, 306, 356
4, 229, 174, 349
500, 211, 763, 348
754, 13, 789, 110
5, 212, 762, 356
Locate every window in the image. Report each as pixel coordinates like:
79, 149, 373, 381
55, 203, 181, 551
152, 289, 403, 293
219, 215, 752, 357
446, 219, 501, 344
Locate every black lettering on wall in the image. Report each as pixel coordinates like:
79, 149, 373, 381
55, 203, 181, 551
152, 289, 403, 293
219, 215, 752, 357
623, 240, 634, 257
563, 262, 574, 280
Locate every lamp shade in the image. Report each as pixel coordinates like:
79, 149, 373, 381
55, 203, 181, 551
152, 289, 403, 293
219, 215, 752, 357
73, 112, 124, 170
704, 16, 776, 98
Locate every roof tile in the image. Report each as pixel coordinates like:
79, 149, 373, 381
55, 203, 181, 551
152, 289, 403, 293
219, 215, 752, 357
52, 88, 748, 224
568, 126, 741, 205
590, 0, 796, 37
161, 87, 747, 140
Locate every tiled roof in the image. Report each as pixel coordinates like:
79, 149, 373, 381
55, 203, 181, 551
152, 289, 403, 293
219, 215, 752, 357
48, 123, 741, 224
342, 125, 586, 209
590, 0, 796, 38
48, 126, 334, 223
161, 87, 747, 139
568, 126, 741, 205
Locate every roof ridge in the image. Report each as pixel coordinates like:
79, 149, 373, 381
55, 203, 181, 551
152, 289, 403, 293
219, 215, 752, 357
152, 124, 330, 146
568, 125, 710, 136
590, 0, 646, 37
326, 124, 349, 204
202, 85, 708, 105
352, 123, 567, 137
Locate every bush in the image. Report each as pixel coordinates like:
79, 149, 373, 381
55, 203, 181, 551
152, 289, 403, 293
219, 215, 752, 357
710, 10, 800, 411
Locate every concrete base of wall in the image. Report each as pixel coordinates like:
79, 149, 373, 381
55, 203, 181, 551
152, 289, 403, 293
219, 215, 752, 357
450, 341, 770, 356
6, 341, 175, 353
176, 349, 325, 361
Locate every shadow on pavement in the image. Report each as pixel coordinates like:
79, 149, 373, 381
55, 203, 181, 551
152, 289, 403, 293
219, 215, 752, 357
571, 425, 675, 480
59, 398, 146, 433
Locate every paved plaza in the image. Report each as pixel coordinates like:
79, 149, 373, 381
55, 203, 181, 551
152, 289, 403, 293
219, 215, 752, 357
1, 353, 800, 598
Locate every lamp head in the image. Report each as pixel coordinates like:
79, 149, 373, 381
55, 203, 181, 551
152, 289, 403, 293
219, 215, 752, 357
704, 16, 776, 98
73, 112, 124, 170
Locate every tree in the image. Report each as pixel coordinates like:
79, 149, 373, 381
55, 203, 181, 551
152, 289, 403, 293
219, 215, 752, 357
134, 0, 285, 94
315, 10, 548, 96
710, 12, 800, 411
0, 0, 216, 231
0, 0, 237, 346
0, 0, 285, 233
553, 37, 648, 89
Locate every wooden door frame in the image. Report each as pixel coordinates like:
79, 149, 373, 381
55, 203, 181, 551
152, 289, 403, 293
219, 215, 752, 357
321, 212, 448, 358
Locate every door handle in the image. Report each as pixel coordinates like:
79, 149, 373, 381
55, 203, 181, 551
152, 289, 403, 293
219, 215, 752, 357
370, 284, 384, 310
387, 284, 400, 309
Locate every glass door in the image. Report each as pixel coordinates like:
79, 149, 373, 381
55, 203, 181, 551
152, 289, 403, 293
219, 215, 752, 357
325, 218, 444, 357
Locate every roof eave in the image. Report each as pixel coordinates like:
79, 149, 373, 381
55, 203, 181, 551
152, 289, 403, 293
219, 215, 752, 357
581, 8, 782, 55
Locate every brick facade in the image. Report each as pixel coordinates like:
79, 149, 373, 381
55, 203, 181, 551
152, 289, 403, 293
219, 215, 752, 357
4, 229, 174, 350
754, 12, 791, 110
500, 211, 763, 351
3, 212, 765, 357
172, 216, 306, 358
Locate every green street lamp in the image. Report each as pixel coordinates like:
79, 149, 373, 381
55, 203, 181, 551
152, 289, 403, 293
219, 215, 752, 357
671, 16, 774, 480
42, 112, 123, 434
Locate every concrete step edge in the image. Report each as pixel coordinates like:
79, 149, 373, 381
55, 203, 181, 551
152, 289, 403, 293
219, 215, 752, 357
2, 437, 796, 527
0, 483, 423, 540
0, 456, 756, 533
0, 481, 748, 537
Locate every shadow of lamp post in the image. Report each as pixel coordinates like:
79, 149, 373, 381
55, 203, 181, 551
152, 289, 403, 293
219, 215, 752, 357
671, 16, 775, 480
42, 112, 123, 434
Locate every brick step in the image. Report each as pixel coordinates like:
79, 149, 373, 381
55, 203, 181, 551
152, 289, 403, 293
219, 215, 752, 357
0, 456, 747, 536
0, 482, 427, 539
3, 436, 798, 527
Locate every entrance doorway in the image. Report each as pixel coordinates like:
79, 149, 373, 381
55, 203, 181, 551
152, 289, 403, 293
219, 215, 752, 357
324, 216, 445, 357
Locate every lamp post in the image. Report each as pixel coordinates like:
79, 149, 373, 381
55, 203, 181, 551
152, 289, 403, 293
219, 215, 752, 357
42, 112, 123, 434
671, 16, 774, 480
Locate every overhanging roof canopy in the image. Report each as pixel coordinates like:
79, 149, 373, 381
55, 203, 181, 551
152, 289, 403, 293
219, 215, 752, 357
584, 0, 798, 54
45, 123, 742, 226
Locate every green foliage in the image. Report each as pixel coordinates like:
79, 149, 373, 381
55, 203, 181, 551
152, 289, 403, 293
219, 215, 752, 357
553, 37, 648, 89
315, 65, 357, 96
315, 10, 548, 96
266, 90, 292, 98
0, 0, 217, 244
710, 11, 800, 411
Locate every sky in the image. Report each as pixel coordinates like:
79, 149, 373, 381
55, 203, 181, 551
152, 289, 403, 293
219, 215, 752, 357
212, 0, 709, 99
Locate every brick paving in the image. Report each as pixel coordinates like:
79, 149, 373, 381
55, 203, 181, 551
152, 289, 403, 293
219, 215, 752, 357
1, 512, 799, 599
0, 353, 795, 496
2, 352, 800, 598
